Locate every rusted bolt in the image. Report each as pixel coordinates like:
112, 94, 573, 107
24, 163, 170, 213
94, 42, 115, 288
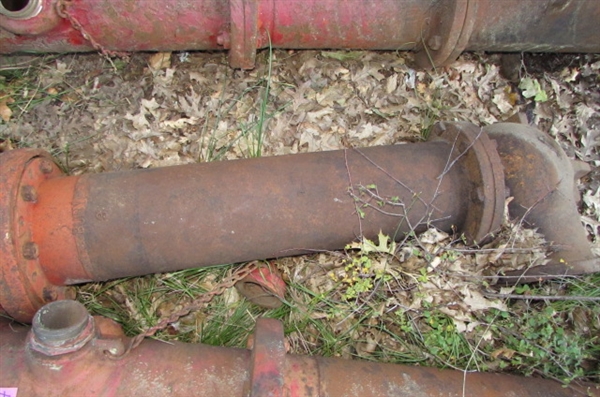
246, 334, 255, 349
22, 241, 39, 260
477, 187, 485, 202
427, 35, 442, 51
20, 185, 38, 202
216, 32, 230, 47
39, 159, 55, 174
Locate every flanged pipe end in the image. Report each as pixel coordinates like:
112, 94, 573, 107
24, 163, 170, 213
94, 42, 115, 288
30, 300, 95, 356
0, 149, 73, 323
414, 0, 478, 68
430, 121, 505, 244
484, 123, 599, 284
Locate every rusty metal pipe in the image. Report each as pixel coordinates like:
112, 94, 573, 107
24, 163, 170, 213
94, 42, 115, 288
1, 0, 599, 68
1, 300, 598, 397
1, 122, 597, 323
0, 122, 505, 322
484, 123, 600, 283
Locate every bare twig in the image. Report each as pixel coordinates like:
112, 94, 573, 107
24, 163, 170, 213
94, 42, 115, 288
344, 148, 364, 239
351, 147, 431, 208
483, 292, 600, 302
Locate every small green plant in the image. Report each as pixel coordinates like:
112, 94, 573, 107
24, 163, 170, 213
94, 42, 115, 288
421, 310, 473, 365
483, 303, 596, 383
519, 76, 548, 102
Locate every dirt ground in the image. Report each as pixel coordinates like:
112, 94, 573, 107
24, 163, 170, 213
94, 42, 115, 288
1, 49, 599, 386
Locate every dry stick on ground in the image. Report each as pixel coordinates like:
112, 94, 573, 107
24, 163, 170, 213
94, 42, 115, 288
483, 292, 600, 302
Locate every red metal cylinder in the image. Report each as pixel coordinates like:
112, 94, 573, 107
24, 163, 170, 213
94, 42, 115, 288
1, 0, 599, 68
0, 302, 597, 397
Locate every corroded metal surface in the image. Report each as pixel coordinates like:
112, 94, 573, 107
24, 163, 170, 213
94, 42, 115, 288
430, 122, 504, 244
1, 122, 506, 322
0, 303, 597, 396
1, 0, 599, 68
0, 149, 74, 322
485, 123, 600, 283
75, 142, 469, 280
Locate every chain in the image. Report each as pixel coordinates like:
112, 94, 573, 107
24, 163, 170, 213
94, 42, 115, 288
106, 262, 259, 359
55, 0, 129, 59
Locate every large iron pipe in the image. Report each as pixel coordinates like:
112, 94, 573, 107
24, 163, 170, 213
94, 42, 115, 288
0, 123, 505, 322
1, 300, 597, 397
1, 122, 597, 323
1, 0, 599, 68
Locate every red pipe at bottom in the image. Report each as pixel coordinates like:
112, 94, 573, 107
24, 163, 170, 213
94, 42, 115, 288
0, 300, 597, 397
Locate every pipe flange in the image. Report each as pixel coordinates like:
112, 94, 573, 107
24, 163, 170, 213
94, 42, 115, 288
0, 149, 74, 323
415, 0, 477, 68
431, 122, 505, 244
228, 0, 259, 69
247, 318, 286, 397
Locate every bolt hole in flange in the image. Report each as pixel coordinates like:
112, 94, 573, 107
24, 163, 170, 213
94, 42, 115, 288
0, 0, 41, 18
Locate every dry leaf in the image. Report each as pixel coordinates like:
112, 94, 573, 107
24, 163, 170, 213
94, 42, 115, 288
0, 138, 14, 152
149, 52, 172, 70
491, 348, 517, 360
0, 98, 14, 122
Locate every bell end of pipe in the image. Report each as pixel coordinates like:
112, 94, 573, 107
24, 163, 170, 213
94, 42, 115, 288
0, 148, 73, 323
430, 121, 505, 244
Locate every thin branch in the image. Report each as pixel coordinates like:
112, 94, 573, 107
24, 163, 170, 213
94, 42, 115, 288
351, 147, 431, 208
344, 149, 363, 239
483, 292, 600, 302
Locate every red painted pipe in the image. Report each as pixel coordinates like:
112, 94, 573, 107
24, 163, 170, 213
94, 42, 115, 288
1, 300, 598, 397
1, 0, 599, 68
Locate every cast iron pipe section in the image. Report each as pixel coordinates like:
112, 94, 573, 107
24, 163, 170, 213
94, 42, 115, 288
1, 0, 599, 68
1, 300, 597, 397
0, 122, 505, 322
0, 122, 597, 323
